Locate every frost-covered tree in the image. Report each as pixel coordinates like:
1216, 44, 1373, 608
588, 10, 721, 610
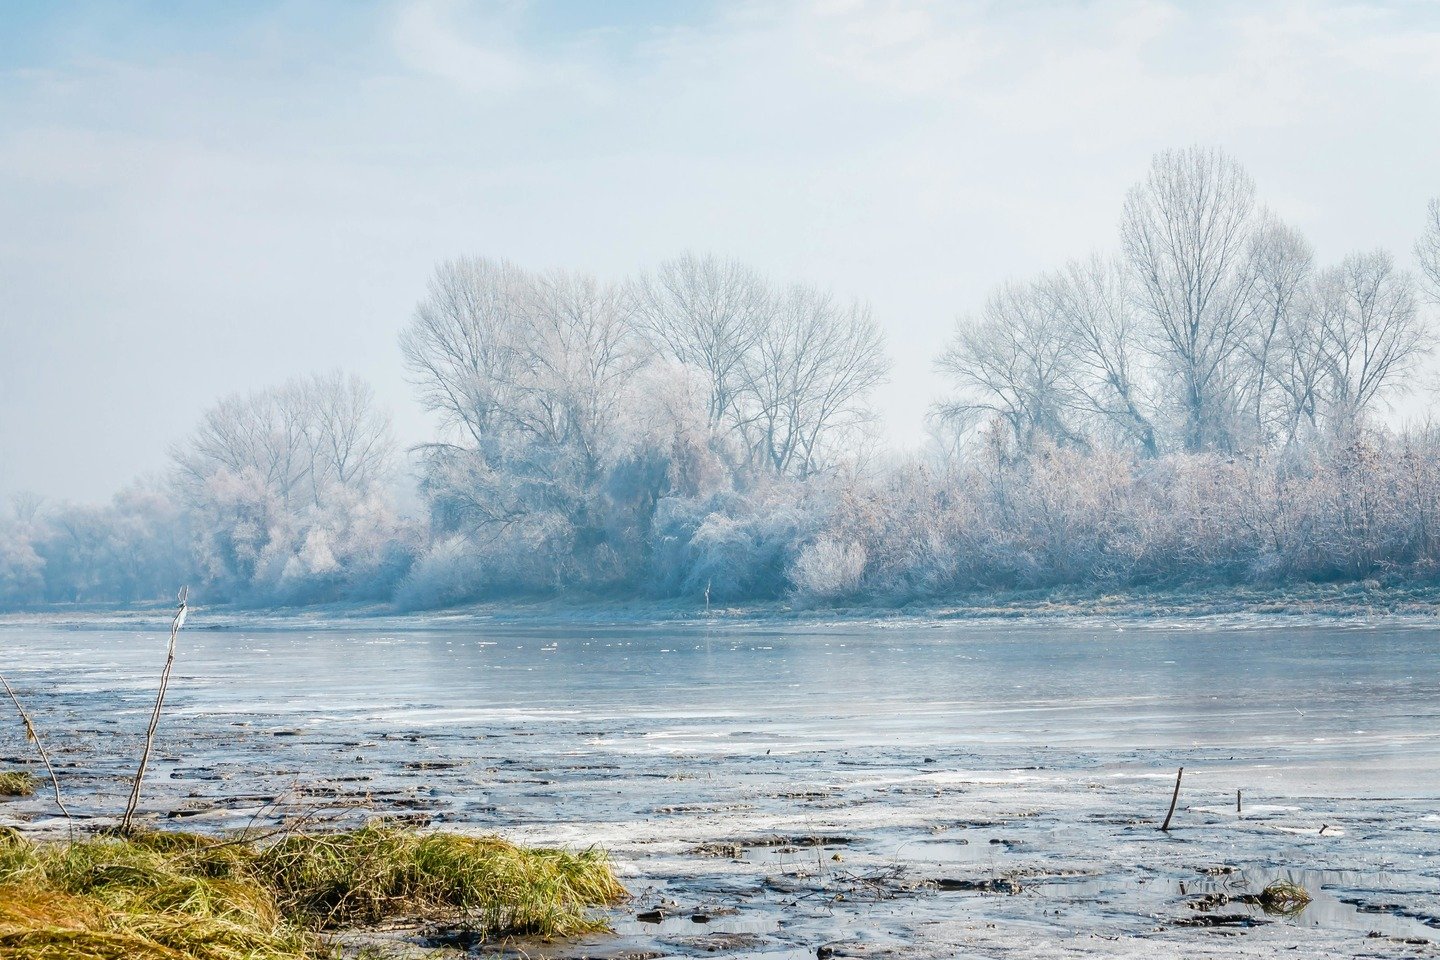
399, 254, 887, 601
935, 279, 1084, 455
1313, 251, 1427, 431
401, 258, 652, 595
171, 373, 406, 602
0, 517, 45, 607
634, 255, 887, 480
1122, 147, 1258, 452
1046, 256, 1159, 456
173, 372, 392, 511
1238, 214, 1315, 446
0, 480, 192, 607
734, 283, 888, 478
403, 260, 643, 489
631, 253, 767, 436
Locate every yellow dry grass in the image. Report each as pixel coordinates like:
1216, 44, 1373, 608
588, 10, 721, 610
0, 775, 35, 799
0, 823, 625, 960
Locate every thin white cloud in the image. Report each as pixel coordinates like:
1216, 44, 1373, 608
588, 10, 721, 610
389, 0, 616, 103
391, 0, 534, 93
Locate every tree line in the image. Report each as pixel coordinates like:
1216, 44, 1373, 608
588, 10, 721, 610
3, 146, 1439, 610
939, 148, 1430, 458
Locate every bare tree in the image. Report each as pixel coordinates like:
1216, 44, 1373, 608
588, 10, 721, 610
1418, 198, 1440, 304
401, 258, 647, 537
735, 284, 888, 477
1269, 289, 1328, 447
1314, 250, 1428, 431
631, 253, 767, 435
1239, 214, 1315, 445
173, 374, 392, 509
1046, 256, 1158, 457
523, 269, 649, 480
305, 373, 394, 500
1122, 147, 1258, 452
8, 492, 44, 524
173, 383, 313, 507
400, 257, 534, 450
936, 279, 1083, 456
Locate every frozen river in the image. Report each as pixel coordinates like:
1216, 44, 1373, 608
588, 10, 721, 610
1, 617, 1438, 957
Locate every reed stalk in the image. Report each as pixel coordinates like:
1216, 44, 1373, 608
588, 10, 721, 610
0, 672, 72, 829
119, 586, 188, 834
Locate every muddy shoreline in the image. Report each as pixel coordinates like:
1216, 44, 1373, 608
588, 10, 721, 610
6, 740, 1436, 958
1, 621, 1437, 957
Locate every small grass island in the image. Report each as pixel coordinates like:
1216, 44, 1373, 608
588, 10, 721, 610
0, 822, 625, 959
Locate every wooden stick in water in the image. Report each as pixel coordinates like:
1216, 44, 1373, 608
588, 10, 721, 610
1160, 766, 1183, 832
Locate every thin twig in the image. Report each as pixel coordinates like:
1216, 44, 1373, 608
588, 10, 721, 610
188, 801, 372, 855
0, 671, 73, 829
120, 585, 188, 834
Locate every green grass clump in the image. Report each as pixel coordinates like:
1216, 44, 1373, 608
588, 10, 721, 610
1254, 879, 1312, 915
0, 823, 625, 960
257, 824, 626, 936
0, 775, 35, 799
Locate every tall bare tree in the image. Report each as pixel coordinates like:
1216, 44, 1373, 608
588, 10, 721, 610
1046, 256, 1158, 456
735, 284, 888, 477
1268, 289, 1328, 448
523, 269, 648, 481
173, 373, 391, 509
1239, 214, 1315, 446
631, 253, 767, 435
401, 258, 646, 534
936, 279, 1083, 456
1314, 250, 1427, 431
399, 257, 533, 450
174, 386, 308, 505
1122, 147, 1258, 452
305, 373, 395, 499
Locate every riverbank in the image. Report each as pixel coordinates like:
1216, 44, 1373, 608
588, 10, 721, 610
3, 579, 1440, 632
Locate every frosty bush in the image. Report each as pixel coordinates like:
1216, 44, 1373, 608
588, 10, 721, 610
789, 537, 867, 602
648, 485, 820, 600
393, 536, 486, 610
0, 518, 45, 606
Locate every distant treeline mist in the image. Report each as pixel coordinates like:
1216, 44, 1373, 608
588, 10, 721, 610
5, 147, 1440, 611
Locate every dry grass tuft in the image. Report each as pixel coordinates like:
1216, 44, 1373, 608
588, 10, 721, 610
0, 823, 625, 960
0, 775, 35, 799
0, 828, 304, 960
0, 884, 191, 960
258, 824, 626, 935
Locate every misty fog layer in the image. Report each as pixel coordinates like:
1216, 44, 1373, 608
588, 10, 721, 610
3, 148, 1439, 611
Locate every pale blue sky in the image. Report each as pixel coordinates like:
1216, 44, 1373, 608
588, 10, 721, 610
3, 0, 1439, 501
